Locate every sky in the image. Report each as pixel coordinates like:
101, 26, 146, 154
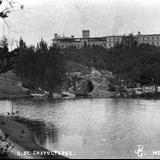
1, 0, 160, 48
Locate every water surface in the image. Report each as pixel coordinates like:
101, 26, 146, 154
0, 98, 160, 159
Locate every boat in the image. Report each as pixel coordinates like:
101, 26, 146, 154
62, 91, 76, 99
30, 93, 49, 99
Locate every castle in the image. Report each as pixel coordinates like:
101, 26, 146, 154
52, 30, 160, 49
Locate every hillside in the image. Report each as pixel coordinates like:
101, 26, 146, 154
65, 61, 91, 74
0, 70, 29, 95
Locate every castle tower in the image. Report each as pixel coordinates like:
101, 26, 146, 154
82, 30, 90, 39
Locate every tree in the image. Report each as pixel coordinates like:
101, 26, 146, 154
0, 36, 8, 49
18, 37, 27, 51
115, 34, 138, 49
15, 38, 66, 93
0, 0, 24, 73
36, 38, 48, 54
43, 46, 65, 93
15, 38, 35, 80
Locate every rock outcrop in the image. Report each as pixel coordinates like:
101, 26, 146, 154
64, 67, 113, 98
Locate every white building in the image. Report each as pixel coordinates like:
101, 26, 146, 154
52, 30, 160, 49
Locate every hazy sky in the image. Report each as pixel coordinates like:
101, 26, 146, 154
1, 0, 160, 47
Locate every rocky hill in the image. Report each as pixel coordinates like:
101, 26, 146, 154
64, 63, 113, 98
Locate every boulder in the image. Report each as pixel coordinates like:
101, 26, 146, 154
66, 68, 112, 98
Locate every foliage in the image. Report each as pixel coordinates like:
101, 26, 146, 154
0, 133, 14, 159
62, 44, 107, 70
0, 0, 24, 73
15, 38, 66, 92
61, 34, 160, 86
1, 32, 160, 92
65, 61, 91, 74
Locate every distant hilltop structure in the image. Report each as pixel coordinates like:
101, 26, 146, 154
52, 30, 160, 49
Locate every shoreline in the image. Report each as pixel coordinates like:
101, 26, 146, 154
0, 95, 33, 100
0, 115, 67, 159
0, 92, 160, 102
0, 95, 160, 102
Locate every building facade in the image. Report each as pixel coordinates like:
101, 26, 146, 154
137, 32, 160, 47
52, 30, 160, 49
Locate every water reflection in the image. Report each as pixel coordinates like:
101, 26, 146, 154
14, 117, 59, 148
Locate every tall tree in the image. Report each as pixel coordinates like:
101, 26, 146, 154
36, 38, 48, 54
15, 39, 66, 93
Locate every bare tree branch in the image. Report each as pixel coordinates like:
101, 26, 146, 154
0, 0, 24, 28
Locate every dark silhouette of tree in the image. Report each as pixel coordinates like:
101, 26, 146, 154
0, 36, 8, 49
115, 33, 138, 49
43, 46, 65, 94
15, 38, 66, 94
18, 37, 27, 51
36, 38, 48, 54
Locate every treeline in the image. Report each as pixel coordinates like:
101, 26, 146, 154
15, 38, 65, 92
62, 34, 160, 87
0, 37, 17, 73
62, 42, 107, 69
0, 34, 160, 91
0, 37, 65, 93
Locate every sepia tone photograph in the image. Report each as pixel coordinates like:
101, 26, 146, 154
0, 0, 160, 159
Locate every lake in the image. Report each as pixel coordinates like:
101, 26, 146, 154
0, 98, 160, 159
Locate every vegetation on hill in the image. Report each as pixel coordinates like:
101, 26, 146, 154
0, 33, 160, 93
65, 61, 91, 74
0, 37, 66, 94
15, 38, 66, 93
62, 34, 160, 87
62, 43, 107, 70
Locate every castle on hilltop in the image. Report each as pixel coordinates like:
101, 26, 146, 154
52, 30, 160, 49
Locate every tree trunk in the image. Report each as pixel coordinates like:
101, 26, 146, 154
155, 84, 158, 93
